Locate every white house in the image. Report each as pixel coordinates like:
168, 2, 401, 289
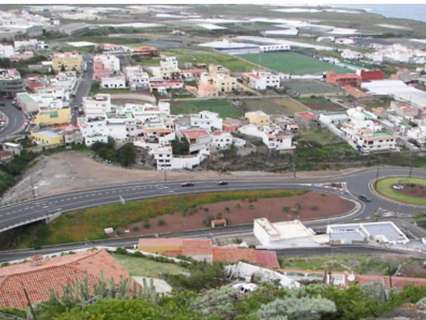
242, 71, 280, 90
100, 73, 127, 89
82, 94, 112, 119
238, 124, 294, 151
190, 111, 223, 131
210, 131, 233, 150
124, 65, 150, 90
150, 144, 210, 170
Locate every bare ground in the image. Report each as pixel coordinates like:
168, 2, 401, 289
2, 151, 365, 203
121, 191, 355, 237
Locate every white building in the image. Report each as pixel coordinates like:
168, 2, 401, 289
242, 71, 281, 90
82, 94, 112, 119
210, 131, 233, 150
327, 221, 409, 245
254, 218, 327, 249
0, 44, 15, 58
100, 73, 127, 89
149, 56, 180, 79
238, 124, 294, 151
149, 143, 210, 170
190, 111, 223, 131
124, 65, 150, 90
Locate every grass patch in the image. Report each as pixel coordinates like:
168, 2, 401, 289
112, 253, 188, 278
171, 99, 242, 118
15, 189, 306, 247
163, 48, 257, 72
297, 128, 344, 146
280, 254, 399, 275
374, 176, 426, 206
239, 97, 307, 115
239, 52, 351, 74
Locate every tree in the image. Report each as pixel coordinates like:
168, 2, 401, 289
117, 143, 136, 167
172, 137, 190, 155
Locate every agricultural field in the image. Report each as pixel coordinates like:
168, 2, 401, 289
163, 48, 258, 72
239, 52, 351, 74
238, 97, 308, 115
171, 99, 243, 118
297, 96, 345, 112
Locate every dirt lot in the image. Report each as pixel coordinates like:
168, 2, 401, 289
122, 191, 354, 236
2, 151, 365, 203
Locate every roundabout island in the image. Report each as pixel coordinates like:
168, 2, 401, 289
374, 176, 426, 206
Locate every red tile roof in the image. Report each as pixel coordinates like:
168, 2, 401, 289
181, 128, 210, 140
357, 275, 426, 289
138, 238, 279, 268
0, 250, 131, 310
213, 247, 279, 269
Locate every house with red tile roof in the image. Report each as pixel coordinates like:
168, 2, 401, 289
0, 249, 133, 310
138, 238, 279, 269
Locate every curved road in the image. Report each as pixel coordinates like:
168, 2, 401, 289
0, 101, 26, 142
0, 166, 425, 234
0, 166, 425, 261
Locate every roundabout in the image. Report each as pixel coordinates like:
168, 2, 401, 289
374, 176, 426, 206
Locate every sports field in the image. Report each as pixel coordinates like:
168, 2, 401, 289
239, 52, 351, 74
171, 99, 243, 118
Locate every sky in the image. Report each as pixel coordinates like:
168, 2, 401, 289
2, 0, 426, 5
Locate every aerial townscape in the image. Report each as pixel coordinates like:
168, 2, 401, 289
1, 1, 426, 319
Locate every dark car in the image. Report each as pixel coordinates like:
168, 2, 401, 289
181, 182, 194, 187
217, 181, 228, 186
358, 195, 372, 202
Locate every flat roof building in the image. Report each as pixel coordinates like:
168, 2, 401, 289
327, 221, 409, 245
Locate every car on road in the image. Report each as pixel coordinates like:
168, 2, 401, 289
181, 182, 194, 187
217, 181, 228, 185
358, 195, 372, 202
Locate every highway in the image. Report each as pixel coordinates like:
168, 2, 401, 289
0, 166, 425, 261
0, 166, 425, 234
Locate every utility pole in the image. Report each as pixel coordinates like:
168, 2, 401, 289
376, 166, 380, 181
30, 176, 36, 200
408, 151, 413, 178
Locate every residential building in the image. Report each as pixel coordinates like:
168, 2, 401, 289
52, 51, 83, 73
180, 128, 212, 153
340, 107, 398, 153
131, 45, 159, 57
32, 107, 71, 127
239, 124, 295, 151
31, 129, 64, 146
0, 250, 133, 310
241, 71, 280, 90
92, 54, 121, 81
149, 56, 180, 79
190, 111, 223, 131
149, 79, 184, 93
100, 73, 127, 89
138, 238, 280, 268
223, 118, 243, 133
327, 221, 409, 245
150, 143, 209, 170
325, 72, 361, 87
254, 218, 328, 249
245, 111, 270, 126
0, 68, 23, 97
356, 69, 385, 82
100, 43, 131, 55
211, 131, 233, 150
82, 94, 112, 119
0, 44, 14, 58
124, 65, 150, 90
198, 71, 238, 97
